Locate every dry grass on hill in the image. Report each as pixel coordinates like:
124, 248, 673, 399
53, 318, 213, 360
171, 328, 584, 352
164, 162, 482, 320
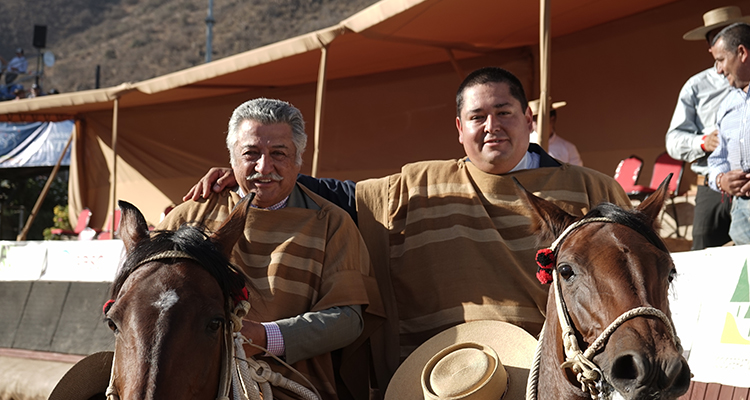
1, 0, 377, 93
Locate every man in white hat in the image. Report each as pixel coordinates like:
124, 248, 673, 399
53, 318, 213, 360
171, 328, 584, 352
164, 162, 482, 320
665, 6, 750, 250
528, 99, 583, 166
708, 22, 750, 245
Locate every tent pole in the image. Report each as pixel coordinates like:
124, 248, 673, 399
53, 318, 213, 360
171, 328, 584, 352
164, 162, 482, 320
311, 45, 329, 178
445, 49, 465, 81
538, 0, 552, 151
16, 130, 74, 241
109, 98, 119, 239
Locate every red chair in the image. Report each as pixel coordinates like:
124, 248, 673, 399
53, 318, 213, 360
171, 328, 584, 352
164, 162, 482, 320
629, 152, 685, 200
50, 208, 92, 237
97, 209, 121, 240
614, 155, 643, 194
628, 152, 686, 236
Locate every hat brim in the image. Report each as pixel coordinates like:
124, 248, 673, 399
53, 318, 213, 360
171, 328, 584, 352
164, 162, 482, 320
683, 16, 750, 41
529, 100, 566, 116
48, 351, 113, 400
385, 320, 537, 400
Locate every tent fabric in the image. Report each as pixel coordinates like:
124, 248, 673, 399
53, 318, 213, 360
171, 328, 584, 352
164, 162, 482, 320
0, 121, 73, 168
0, 0, 724, 228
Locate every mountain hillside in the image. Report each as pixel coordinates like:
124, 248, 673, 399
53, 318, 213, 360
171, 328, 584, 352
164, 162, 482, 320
1, 0, 378, 93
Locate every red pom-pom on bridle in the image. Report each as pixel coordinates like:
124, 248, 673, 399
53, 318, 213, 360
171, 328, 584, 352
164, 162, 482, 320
103, 299, 115, 315
535, 248, 555, 285
232, 286, 249, 304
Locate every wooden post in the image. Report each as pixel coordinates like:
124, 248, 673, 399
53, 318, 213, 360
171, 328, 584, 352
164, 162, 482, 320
538, 0, 552, 151
311, 45, 329, 178
108, 98, 119, 239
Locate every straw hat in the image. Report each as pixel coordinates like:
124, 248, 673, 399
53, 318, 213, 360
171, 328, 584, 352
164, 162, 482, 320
683, 6, 750, 41
528, 99, 566, 117
48, 351, 113, 400
385, 320, 537, 400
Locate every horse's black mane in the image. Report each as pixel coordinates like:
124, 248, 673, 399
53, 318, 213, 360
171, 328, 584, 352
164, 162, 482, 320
110, 224, 246, 304
583, 202, 669, 253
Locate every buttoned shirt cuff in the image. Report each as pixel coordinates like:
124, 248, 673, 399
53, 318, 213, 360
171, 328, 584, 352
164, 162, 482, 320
261, 322, 285, 357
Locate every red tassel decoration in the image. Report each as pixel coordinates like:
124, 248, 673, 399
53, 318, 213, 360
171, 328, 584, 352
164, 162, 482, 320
535, 248, 555, 285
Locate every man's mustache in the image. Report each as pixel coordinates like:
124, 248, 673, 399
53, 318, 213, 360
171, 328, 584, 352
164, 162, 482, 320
246, 172, 284, 182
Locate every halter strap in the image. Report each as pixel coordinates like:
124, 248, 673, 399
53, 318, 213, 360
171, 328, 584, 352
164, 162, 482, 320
548, 217, 613, 252
136, 250, 199, 267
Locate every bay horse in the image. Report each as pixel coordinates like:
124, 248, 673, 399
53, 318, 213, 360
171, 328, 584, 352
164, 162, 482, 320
103, 199, 249, 399
517, 177, 691, 400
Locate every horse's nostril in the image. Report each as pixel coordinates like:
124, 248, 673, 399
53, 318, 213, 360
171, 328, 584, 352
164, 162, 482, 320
661, 358, 691, 392
612, 354, 640, 381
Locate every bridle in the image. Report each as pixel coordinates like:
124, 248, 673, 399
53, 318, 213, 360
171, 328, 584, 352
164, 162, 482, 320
103, 250, 320, 400
526, 217, 681, 400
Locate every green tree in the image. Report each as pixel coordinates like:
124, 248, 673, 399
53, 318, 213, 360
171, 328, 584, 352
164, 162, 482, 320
0, 170, 69, 240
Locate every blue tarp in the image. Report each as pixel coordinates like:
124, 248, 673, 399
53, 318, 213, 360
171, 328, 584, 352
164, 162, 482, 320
0, 121, 73, 168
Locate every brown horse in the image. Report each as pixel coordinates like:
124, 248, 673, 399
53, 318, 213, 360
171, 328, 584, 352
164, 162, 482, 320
103, 199, 249, 399
518, 177, 691, 400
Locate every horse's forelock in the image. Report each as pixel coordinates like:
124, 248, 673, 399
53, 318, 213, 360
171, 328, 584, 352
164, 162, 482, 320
110, 224, 247, 306
583, 202, 669, 253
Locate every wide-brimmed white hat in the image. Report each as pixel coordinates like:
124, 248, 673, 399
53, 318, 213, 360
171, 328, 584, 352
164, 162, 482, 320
385, 320, 537, 400
48, 351, 113, 400
528, 99, 566, 117
683, 6, 750, 41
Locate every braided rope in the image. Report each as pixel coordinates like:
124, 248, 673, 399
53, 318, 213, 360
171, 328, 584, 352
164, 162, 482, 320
582, 307, 679, 360
137, 250, 198, 266
525, 321, 544, 400
233, 334, 321, 400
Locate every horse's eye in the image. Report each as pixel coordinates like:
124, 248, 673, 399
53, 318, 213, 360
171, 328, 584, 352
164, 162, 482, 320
208, 318, 224, 332
558, 264, 574, 280
668, 268, 677, 283
106, 318, 119, 333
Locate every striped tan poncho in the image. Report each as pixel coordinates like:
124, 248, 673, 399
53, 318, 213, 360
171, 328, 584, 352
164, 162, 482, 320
159, 183, 383, 400
355, 158, 630, 390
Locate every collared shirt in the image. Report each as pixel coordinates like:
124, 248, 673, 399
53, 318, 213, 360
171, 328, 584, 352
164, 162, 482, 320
7, 56, 27, 73
708, 87, 750, 191
529, 131, 583, 166
236, 187, 290, 210
509, 150, 541, 172
666, 67, 731, 176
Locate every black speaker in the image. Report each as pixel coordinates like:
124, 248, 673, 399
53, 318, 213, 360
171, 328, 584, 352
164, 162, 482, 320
33, 25, 47, 48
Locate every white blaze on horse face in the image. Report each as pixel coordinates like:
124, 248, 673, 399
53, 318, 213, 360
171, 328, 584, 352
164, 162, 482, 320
153, 289, 179, 317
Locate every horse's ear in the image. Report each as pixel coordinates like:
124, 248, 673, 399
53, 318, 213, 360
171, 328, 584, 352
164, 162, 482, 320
513, 178, 578, 242
210, 194, 252, 258
636, 173, 671, 227
118, 200, 150, 253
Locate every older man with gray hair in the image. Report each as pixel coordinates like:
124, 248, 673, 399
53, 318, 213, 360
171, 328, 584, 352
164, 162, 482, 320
159, 97, 383, 400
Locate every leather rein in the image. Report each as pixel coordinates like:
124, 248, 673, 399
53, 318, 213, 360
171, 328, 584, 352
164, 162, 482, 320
526, 217, 680, 400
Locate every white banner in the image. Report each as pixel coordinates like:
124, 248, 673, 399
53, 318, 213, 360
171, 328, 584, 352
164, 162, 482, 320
670, 245, 750, 388
0, 240, 123, 282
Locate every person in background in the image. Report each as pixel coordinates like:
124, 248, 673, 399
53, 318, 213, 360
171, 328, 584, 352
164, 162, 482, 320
0, 48, 28, 84
27, 84, 43, 98
708, 22, 750, 246
12, 87, 25, 100
666, 6, 749, 250
528, 99, 583, 166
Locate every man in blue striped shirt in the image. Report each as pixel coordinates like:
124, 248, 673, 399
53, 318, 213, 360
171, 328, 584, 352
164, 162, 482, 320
708, 22, 750, 245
